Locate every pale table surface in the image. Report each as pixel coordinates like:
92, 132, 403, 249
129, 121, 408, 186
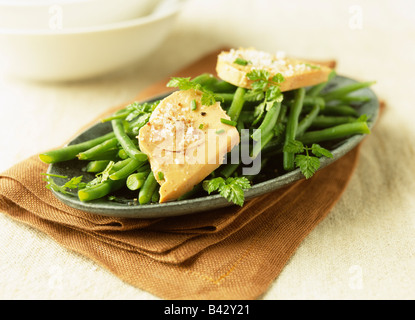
1, 0, 414, 300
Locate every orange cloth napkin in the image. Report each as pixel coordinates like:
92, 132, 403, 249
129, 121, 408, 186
0, 49, 365, 300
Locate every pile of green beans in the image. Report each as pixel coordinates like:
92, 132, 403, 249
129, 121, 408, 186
39, 108, 158, 204
39, 72, 373, 204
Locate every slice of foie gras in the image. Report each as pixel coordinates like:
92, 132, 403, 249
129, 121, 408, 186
138, 89, 240, 203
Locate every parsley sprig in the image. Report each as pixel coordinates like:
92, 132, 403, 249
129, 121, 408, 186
245, 70, 284, 102
42, 173, 84, 195
283, 140, 333, 179
245, 70, 285, 126
202, 176, 252, 206
166, 77, 217, 106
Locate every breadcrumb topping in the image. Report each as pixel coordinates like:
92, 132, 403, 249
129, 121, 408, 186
219, 48, 312, 77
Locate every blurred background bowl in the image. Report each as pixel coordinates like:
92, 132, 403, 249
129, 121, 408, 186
0, 0, 185, 82
0, 0, 162, 30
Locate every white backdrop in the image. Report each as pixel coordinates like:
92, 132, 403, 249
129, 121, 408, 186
0, 0, 414, 299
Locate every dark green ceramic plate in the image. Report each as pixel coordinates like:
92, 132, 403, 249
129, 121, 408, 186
47, 75, 379, 218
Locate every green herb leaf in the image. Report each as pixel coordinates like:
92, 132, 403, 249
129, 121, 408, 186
166, 77, 195, 90
305, 63, 321, 70
202, 177, 225, 194
202, 176, 251, 206
265, 85, 283, 102
283, 139, 304, 154
246, 70, 285, 109
244, 89, 265, 102
201, 92, 216, 106
311, 144, 333, 158
295, 154, 320, 179
271, 73, 285, 84
42, 173, 84, 195
252, 101, 266, 126
63, 176, 84, 189
125, 101, 159, 122
234, 57, 249, 66
96, 161, 115, 183
247, 69, 270, 82
167, 76, 217, 106
226, 176, 251, 190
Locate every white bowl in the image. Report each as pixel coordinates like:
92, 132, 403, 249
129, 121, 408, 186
0, 0, 185, 82
0, 0, 162, 30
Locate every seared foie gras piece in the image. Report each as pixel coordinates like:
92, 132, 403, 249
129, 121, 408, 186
138, 89, 240, 203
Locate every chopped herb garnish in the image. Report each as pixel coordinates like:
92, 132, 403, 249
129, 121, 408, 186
199, 123, 204, 129
305, 63, 321, 70
234, 57, 249, 66
216, 129, 225, 134
283, 140, 333, 179
166, 77, 217, 106
191, 99, 197, 111
246, 69, 284, 106
157, 171, 164, 180
220, 118, 237, 126
41, 173, 84, 195
202, 176, 251, 206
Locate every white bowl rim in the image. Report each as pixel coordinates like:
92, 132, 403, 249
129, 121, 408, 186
0, 0, 185, 36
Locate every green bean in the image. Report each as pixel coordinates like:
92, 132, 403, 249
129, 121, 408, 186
151, 185, 160, 203
298, 121, 371, 145
85, 160, 111, 173
77, 138, 119, 160
112, 158, 133, 171
78, 148, 119, 161
101, 109, 129, 123
126, 171, 150, 190
192, 73, 236, 93
111, 119, 148, 161
252, 101, 281, 142
137, 163, 150, 173
328, 95, 371, 104
320, 105, 359, 117
39, 132, 116, 164
211, 81, 237, 93
302, 96, 325, 109
127, 113, 151, 135
251, 128, 275, 158
192, 73, 217, 87
321, 81, 376, 101
118, 148, 129, 159
220, 163, 240, 178
283, 87, 305, 171
178, 184, 202, 200
259, 104, 287, 154
238, 111, 255, 125
214, 93, 235, 103
311, 115, 358, 128
78, 179, 125, 202
307, 70, 336, 97
138, 172, 158, 205
227, 87, 246, 122
109, 158, 145, 181
296, 104, 320, 138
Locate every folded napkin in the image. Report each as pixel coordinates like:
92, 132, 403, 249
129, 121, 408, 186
0, 49, 367, 300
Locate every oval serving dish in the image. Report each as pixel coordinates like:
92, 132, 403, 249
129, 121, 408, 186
47, 75, 379, 218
